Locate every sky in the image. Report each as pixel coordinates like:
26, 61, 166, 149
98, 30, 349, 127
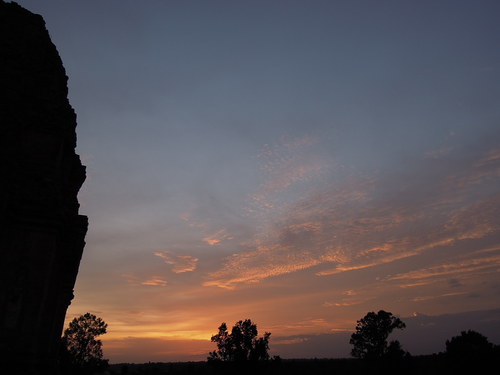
13, 0, 500, 363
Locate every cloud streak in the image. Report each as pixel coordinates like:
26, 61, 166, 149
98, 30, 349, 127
388, 245, 500, 288
205, 142, 500, 289
154, 251, 199, 273
202, 229, 233, 246
141, 277, 168, 287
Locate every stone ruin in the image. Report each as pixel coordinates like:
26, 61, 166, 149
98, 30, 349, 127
0, 1, 88, 373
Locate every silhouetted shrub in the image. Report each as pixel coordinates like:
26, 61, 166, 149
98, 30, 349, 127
350, 310, 407, 360
445, 330, 497, 370
60, 313, 109, 374
208, 319, 271, 362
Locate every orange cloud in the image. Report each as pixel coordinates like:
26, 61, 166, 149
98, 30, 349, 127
388, 251, 500, 284
323, 301, 363, 307
154, 251, 198, 273
141, 277, 168, 287
202, 229, 233, 246
204, 145, 500, 289
167, 139, 497, 295
203, 244, 321, 289
411, 292, 468, 302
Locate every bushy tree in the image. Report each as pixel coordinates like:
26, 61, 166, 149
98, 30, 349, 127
60, 313, 108, 374
208, 319, 271, 362
446, 330, 495, 361
350, 310, 406, 360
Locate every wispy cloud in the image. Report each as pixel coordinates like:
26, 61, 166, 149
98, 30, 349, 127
203, 243, 322, 289
272, 337, 309, 345
411, 292, 469, 302
154, 251, 199, 273
280, 318, 333, 331
204, 142, 500, 289
202, 229, 233, 246
141, 277, 168, 287
250, 135, 332, 210
323, 289, 376, 308
323, 300, 364, 307
388, 245, 500, 286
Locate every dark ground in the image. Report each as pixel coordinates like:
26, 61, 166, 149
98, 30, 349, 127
106, 355, 494, 375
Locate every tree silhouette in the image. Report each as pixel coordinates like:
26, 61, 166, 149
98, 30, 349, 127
208, 319, 271, 362
60, 313, 108, 374
350, 310, 406, 360
446, 330, 496, 364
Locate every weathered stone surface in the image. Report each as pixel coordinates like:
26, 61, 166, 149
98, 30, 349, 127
0, 1, 88, 373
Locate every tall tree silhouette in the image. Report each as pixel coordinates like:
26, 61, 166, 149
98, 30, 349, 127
350, 310, 406, 360
60, 313, 108, 374
209, 319, 271, 362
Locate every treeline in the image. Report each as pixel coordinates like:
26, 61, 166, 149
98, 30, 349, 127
108, 353, 499, 375
60, 311, 499, 375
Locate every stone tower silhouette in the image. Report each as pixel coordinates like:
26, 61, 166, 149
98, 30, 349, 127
0, 2, 88, 374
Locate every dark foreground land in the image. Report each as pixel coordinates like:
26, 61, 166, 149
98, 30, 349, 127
107, 355, 495, 375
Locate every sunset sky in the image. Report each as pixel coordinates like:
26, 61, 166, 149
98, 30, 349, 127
15, 0, 500, 363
